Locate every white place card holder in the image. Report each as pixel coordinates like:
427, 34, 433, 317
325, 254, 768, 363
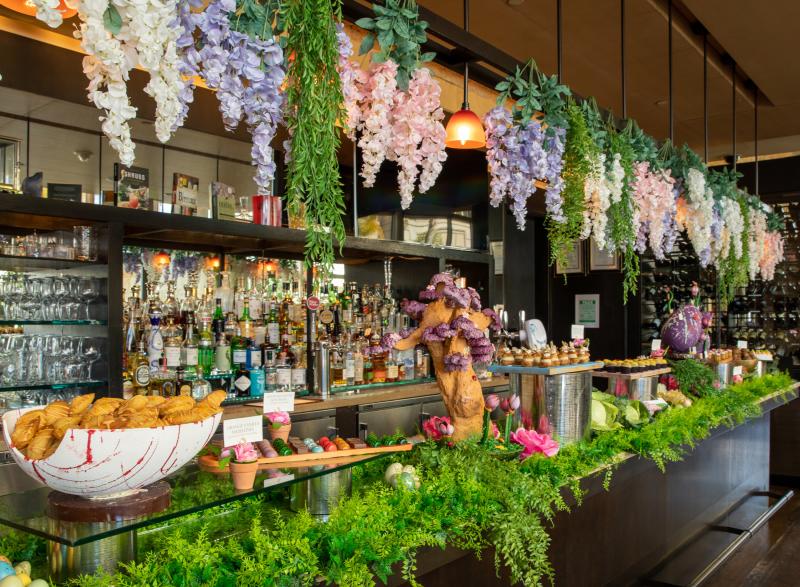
571, 324, 585, 340
222, 415, 264, 448
732, 366, 743, 377
737, 340, 748, 349
651, 339, 662, 352
263, 391, 295, 413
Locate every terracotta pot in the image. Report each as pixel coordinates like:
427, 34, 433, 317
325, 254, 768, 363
229, 461, 258, 491
268, 423, 291, 442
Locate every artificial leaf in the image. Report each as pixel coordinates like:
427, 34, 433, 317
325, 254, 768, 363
103, 4, 122, 35
355, 17, 376, 30
359, 33, 375, 55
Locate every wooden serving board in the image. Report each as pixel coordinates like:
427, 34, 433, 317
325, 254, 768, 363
592, 367, 671, 380
198, 443, 413, 473
489, 361, 604, 376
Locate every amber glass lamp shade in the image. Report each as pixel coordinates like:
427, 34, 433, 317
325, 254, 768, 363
0, 0, 77, 19
445, 108, 486, 149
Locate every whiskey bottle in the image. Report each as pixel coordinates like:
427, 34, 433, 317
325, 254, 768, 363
162, 316, 182, 370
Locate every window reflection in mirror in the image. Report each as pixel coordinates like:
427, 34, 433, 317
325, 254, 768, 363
0, 136, 20, 192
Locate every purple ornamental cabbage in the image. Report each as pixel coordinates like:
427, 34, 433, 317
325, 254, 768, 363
660, 303, 704, 353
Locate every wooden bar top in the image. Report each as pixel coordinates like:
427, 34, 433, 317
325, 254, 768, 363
222, 377, 510, 419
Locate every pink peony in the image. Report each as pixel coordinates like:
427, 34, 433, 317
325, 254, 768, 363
265, 411, 291, 428
510, 427, 559, 460
232, 442, 259, 463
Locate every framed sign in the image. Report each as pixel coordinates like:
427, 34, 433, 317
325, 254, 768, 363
575, 294, 600, 328
47, 183, 82, 202
589, 238, 619, 270
555, 240, 584, 275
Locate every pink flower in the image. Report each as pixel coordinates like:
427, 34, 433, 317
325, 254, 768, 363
232, 442, 259, 463
265, 411, 291, 428
500, 394, 520, 414
422, 415, 453, 441
490, 421, 501, 439
690, 281, 700, 298
485, 394, 500, 411
510, 427, 559, 460
732, 374, 743, 384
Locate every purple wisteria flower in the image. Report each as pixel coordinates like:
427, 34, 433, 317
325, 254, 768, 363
181, 0, 284, 193
443, 352, 470, 372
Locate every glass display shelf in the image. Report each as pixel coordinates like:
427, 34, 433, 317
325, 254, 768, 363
0, 453, 389, 547
330, 377, 435, 394
0, 254, 105, 272
0, 380, 107, 392
0, 320, 107, 326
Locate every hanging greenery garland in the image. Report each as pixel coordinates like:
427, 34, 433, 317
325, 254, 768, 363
605, 124, 639, 303
545, 99, 596, 269
282, 0, 347, 271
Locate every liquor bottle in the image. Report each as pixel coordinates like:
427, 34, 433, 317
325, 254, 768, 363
234, 276, 246, 318
216, 271, 234, 314
224, 312, 237, 341
341, 288, 353, 325
162, 316, 182, 370
131, 339, 151, 395
247, 336, 262, 370
124, 312, 139, 371
182, 313, 199, 370
147, 299, 164, 371
198, 318, 215, 376
191, 365, 212, 400
180, 282, 198, 326
266, 295, 281, 346
344, 336, 355, 386
248, 281, 262, 322
231, 325, 248, 368
363, 349, 374, 385
176, 367, 192, 396
163, 281, 181, 331
250, 364, 265, 397
332, 304, 342, 341
370, 333, 387, 383
291, 349, 306, 392
122, 367, 133, 399
212, 298, 225, 338
214, 332, 231, 372
150, 362, 177, 397
331, 344, 345, 387
233, 359, 251, 398
280, 282, 293, 328
239, 298, 253, 340
353, 338, 365, 385
386, 350, 399, 383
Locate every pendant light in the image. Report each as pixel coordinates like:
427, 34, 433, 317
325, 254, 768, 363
445, 0, 486, 149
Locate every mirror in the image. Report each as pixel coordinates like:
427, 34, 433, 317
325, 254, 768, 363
0, 136, 21, 192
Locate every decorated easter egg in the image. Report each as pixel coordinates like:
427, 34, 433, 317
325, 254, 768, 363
0, 563, 15, 581
0, 573, 24, 587
384, 463, 403, 484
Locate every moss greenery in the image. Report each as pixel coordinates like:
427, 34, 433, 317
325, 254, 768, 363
0, 372, 790, 587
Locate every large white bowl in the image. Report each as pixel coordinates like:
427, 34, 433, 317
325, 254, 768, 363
2, 406, 222, 498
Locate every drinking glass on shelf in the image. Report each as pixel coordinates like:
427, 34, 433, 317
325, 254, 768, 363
73, 226, 98, 261
60, 276, 81, 320
62, 337, 85, 383
78, 276, 99, 321
21, 278, 43, 320
25, 334, 44, 383
42, 334, 63, 383
82, 339, 101, 380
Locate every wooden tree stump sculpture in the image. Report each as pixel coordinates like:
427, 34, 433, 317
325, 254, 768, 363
387, 273, 500, 441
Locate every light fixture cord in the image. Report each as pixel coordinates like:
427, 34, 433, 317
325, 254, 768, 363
463, 0, 469, 109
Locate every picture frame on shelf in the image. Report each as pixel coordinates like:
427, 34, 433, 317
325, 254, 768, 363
589, 238, 619, 271
555, 240, 584, 275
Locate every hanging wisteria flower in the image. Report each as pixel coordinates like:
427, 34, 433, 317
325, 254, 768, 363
582, 152, 611, 242
760, 230, 784, 281
336, 23, 366, 139
76, 0, 137, 165
358, 61, 398, 187
484, 107, 518, 208
31, 0, 66, 28
748, 208, 767, 280
679, 168, 715, 266
631, 161, 676, 260
173, 0, 203, 132
721, 196, 744, 260
121, 0, 184, 144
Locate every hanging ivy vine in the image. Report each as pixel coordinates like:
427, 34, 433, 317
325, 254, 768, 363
546, 99, 596, 269
283, 0, 347, 271
606, 124, 639, 302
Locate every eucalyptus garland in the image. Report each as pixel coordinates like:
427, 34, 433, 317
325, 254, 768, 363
606, 125, 639, 303
546, 100, 596, 269
283, 0, 347, 271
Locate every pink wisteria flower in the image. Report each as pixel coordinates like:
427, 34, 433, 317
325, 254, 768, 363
631, 161, 677, 260
510, 427, 560, 460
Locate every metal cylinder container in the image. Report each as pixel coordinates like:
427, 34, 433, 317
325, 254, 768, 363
714, 363, 732, 386
48, 520, 136, 583
314, 341, 331, 399
530, 372, 592, 445
289, 468, 352, 521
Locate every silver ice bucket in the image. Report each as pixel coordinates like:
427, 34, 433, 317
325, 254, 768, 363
530, 372, 592, 445
713, 362, 732, 386
290, 468, 352, 521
